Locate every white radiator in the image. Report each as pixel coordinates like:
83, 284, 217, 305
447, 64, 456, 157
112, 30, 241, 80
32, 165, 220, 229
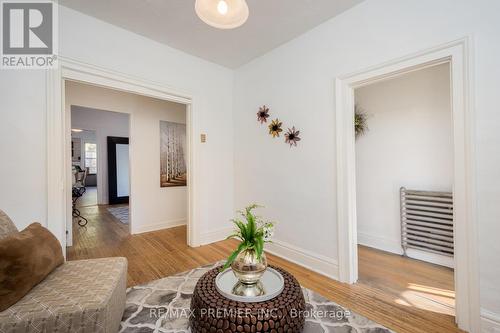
400, 187, 454, 257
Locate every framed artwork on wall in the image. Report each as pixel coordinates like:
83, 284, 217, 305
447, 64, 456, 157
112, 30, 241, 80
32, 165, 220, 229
160, 120, 187, 187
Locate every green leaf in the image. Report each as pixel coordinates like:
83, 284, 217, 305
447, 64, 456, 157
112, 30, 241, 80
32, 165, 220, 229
225, 233, 242, 241
255, 235, 264, 259
223, 204, 268, 271
232, 219, 248, 240
222, 242, 247, 271
246, 212, 255, 238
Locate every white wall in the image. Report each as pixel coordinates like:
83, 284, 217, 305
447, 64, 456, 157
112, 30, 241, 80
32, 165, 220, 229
0, 71, 46, 230
354, 63, 453, 267
0, 4, 234, 244
233, 0, 500, 322
67, 81, 188, 234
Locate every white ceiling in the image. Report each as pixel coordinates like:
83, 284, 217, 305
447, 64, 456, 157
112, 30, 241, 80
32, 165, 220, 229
59, 0, 364, 68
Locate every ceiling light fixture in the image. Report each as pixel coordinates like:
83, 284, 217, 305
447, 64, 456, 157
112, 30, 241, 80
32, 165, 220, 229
71, 129, 83, 132
195, 0, 249, 30
217, 0, 228, 15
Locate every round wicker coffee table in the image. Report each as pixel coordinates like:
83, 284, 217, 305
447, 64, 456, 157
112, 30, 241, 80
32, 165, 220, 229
189, 265, 306, 333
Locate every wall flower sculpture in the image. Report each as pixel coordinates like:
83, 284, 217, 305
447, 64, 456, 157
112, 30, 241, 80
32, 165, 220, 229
285, 127, 301, 147
257, 105, 270, 124
268, 119, 283, 138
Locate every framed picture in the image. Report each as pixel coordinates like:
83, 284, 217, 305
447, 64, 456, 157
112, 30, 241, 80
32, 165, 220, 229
160, 120, 187, 187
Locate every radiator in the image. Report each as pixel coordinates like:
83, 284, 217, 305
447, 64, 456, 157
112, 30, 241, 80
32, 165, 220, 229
400, 187, 454, 257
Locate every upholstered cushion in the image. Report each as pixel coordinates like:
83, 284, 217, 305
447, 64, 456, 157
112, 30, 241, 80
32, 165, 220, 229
0, 257, 127, 333
0, 223, 64, 312
0, 210, 18, 240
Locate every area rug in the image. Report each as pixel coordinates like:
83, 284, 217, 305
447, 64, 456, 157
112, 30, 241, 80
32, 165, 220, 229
107, 205, 129, 224
120, 262, 393, 333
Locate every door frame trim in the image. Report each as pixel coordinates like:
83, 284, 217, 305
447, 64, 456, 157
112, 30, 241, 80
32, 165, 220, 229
334, 37, 480, 332
46, 56, 199, 249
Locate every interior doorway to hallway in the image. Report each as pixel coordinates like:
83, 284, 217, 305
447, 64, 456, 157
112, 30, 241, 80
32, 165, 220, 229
69, 101, 131, 248
65, 80, 190, 258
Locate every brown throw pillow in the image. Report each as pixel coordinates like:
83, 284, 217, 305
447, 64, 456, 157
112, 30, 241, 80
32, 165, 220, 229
0, 222, 64, 311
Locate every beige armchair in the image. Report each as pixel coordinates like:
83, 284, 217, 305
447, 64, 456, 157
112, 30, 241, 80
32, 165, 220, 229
0, 210, 127, 333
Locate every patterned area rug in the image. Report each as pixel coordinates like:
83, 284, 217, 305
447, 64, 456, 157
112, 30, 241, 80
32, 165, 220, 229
107, 206, 129, 224
120, 262, 393, 333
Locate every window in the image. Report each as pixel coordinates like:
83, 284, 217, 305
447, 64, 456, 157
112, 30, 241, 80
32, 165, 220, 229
84, 143, 97, 174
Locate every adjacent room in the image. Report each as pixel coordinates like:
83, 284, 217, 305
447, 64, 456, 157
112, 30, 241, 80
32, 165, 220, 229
65, 81, 189, 258
71, 128, 98, 208
354, 63, 455, 317
69, 105, 131, 244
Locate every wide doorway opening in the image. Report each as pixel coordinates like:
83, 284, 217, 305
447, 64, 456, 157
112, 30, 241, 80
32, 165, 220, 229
65, 80, 190, 260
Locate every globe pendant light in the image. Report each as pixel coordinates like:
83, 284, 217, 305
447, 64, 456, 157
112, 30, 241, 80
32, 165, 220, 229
195, 0, 249, 29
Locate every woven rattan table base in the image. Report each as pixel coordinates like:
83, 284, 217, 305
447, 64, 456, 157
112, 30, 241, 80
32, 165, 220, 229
189, 265, 306, 333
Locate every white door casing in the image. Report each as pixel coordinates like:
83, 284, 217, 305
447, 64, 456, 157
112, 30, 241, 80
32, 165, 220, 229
335, 38, 480, 332
46, 57, 199, 250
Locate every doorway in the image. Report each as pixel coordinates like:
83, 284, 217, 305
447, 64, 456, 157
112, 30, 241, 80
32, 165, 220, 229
47, 58, 198, 257
335, 39, 479, 332
71, 129, 98, 208
354, 63, 455, 317
64, 79, 190, 257
68, 100, 132, 247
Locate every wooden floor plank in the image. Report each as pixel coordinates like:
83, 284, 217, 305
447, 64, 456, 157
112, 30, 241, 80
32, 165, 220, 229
67, 205, 462, 333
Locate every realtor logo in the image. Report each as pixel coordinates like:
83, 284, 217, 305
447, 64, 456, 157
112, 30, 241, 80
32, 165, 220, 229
1, 0, 57, 68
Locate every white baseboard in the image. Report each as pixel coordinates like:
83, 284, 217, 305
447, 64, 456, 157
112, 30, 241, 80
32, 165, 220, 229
358, 232, 403, 254
265, 240, 339, 280
132, 218, 186, 234
405, 248, 454, 268
199, 227, 233, 245
198, 231, 339, 280
358, 232, 454, 268
481, 309, 500, 333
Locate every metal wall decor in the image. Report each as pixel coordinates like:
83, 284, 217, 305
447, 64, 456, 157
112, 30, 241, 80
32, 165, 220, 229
285, 127, 301, 147
257, 105, 270, 124
256, 106, 301, 147
268, 118, 283, 137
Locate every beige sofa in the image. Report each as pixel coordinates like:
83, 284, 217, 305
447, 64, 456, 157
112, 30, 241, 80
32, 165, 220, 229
0, 210, 127, 333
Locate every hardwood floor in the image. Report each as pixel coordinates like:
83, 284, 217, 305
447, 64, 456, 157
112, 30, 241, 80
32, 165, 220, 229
75, 186, 97, 207
67, 205, 462, 333
358, 245, 455, 317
